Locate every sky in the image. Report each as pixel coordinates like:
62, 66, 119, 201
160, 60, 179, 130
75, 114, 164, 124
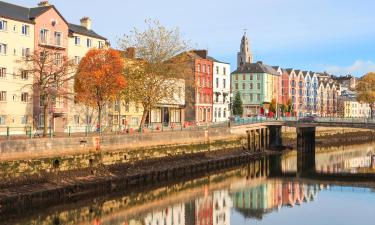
5, 0, 375, 76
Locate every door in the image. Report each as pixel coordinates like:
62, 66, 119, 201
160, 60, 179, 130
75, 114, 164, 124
54, 116, 65, 133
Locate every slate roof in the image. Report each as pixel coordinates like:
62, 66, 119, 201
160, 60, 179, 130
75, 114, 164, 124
232, 61, 280, 76
68, 23, 106, 40
0, 1, 32, 23
207, 56, 230, 64
0, 1, 106, 40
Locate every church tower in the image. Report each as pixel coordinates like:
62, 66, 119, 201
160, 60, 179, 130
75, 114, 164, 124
237, 32, 253, 68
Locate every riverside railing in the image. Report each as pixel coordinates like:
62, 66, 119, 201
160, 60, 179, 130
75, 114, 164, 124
1, 116, 375, 139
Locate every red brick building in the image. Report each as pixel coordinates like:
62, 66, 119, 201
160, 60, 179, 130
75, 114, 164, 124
182, 50, 213, 124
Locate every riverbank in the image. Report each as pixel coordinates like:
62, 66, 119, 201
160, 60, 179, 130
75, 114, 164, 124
0, 148, 267, 218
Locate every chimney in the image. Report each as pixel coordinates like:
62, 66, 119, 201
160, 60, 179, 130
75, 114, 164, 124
125, 47, 136, 59
193, 50, 208, 59
80, 17, 92, 30
38, 1, 50, 7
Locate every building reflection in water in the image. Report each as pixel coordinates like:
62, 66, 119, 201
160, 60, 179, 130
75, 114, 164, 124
121, 180, 325, 225
282, 143, 375, 174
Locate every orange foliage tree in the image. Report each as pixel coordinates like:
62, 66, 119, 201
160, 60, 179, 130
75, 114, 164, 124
74, 49, 125, 130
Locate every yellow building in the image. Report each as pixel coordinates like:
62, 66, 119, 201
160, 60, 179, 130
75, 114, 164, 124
0, 12, 34, 134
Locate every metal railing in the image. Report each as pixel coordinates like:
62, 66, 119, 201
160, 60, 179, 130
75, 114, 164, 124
1, 116, 375, 139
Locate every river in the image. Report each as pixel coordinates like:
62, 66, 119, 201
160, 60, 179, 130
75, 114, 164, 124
2, 142, 375, 225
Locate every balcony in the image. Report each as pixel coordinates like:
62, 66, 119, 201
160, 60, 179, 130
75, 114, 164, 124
39, 36, 67, 49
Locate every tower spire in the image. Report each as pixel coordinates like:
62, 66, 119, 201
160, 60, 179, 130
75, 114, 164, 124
237, 31, 253, 68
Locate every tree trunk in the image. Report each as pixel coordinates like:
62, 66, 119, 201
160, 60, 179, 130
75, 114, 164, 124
98, 104, 102, 132
139, 109, 149, 130
43, 103, 49, 137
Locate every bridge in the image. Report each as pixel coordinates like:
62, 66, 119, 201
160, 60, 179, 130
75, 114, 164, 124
231, 117, 375, 177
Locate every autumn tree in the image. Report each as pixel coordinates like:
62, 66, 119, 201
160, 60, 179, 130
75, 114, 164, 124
269, 98, 277, 113
357, 72, 375, 117
18, 47, 76, 136
233, 92, 243, 117
75, 49, 125, 130
119, 20, 189, 128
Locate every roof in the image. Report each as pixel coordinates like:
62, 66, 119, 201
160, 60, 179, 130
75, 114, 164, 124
0, 1, 32, 23
285, 68, 294, 74
68, 23, 106, 40
207, 56, 230, 64
231, 61, 280, 76
0, 1, 106, 40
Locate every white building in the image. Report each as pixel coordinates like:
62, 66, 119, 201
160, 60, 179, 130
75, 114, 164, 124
210, 57, 231, 122
213, 190, 232, 225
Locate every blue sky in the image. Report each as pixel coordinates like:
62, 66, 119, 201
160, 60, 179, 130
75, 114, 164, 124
5, 0, 375, 76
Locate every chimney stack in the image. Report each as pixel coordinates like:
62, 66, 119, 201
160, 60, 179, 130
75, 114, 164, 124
80, 17, 92, 30
193, 50, 208, 59
38, 1, 50, 7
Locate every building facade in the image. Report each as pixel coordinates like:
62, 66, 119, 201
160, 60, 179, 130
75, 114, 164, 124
231, 61, 280, 117
0, 1, 108, 133
211, 58, 231, 122
0, 2, 35, 133
182, 50, 213, 124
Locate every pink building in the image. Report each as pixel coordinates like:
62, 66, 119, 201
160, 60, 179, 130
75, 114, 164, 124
32, 2, 70, 132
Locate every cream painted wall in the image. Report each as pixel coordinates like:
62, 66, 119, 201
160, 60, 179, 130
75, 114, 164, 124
0, 17, 34, 130
66, 32, 106, 129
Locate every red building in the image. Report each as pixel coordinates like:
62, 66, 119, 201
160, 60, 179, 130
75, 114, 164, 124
182, 50, 213, 124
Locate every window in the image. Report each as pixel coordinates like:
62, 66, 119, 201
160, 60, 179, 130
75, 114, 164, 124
0, 43, 7, 55
87, 38, 92, 47
54, 32, 62, 46
13, 25, 16, 32
74, 56, 81, 65
216, 66, 219, 74
21, 25, 30, 35
235, 83, 238, 90
223, 108, 227, 118
114, 101, 120, 111
243, 74, 246, 80
38, 115, 44, 127
242, 83, 245, 90
86, 115, 92, 124
0, 115, 6, 125
170, 109, 181, 122
21, 115, 28, 125
223, 79, 226, 88
98, 41, 104, 49
257, 74, 260, 80
21, 92, 29, 102
40, 29, 49, 44
218, 108, 221, 118
0, 20, 7, 31
257, 94, 261, 101
0, 91, 6, 101
207, 65, 210, 74
223, 67, 226, 75
250, 83, 253, 90
235, 74, 238, 81
250, 93, 253, 101
131, 117, 139, 126
22, 48, 30, 58
216, 78, 219, 88
74, 36, 80, 45
197, 64, 201, 72
55, 53, 62, 66
0, 68, 6, 78
74, 115, 80, 124
21, 70, 28, 80
54, 96, 63, 108
203, 65, 206, 73
257, 83, 260, 90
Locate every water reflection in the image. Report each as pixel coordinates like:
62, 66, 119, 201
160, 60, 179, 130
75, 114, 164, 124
5, 142, 375, 225
282, 142, 375, 174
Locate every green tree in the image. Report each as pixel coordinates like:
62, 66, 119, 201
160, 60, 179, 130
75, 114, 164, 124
357, 72, 375, 117
233, 92, 243, 117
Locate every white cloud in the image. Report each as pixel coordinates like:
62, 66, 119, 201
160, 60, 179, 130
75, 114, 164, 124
326, 60, 375, 76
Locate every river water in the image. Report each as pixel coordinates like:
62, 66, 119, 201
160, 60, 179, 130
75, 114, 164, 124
3, 142, 375, 225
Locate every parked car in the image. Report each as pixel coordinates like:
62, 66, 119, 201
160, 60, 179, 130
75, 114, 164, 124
298, 116, 317, 123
